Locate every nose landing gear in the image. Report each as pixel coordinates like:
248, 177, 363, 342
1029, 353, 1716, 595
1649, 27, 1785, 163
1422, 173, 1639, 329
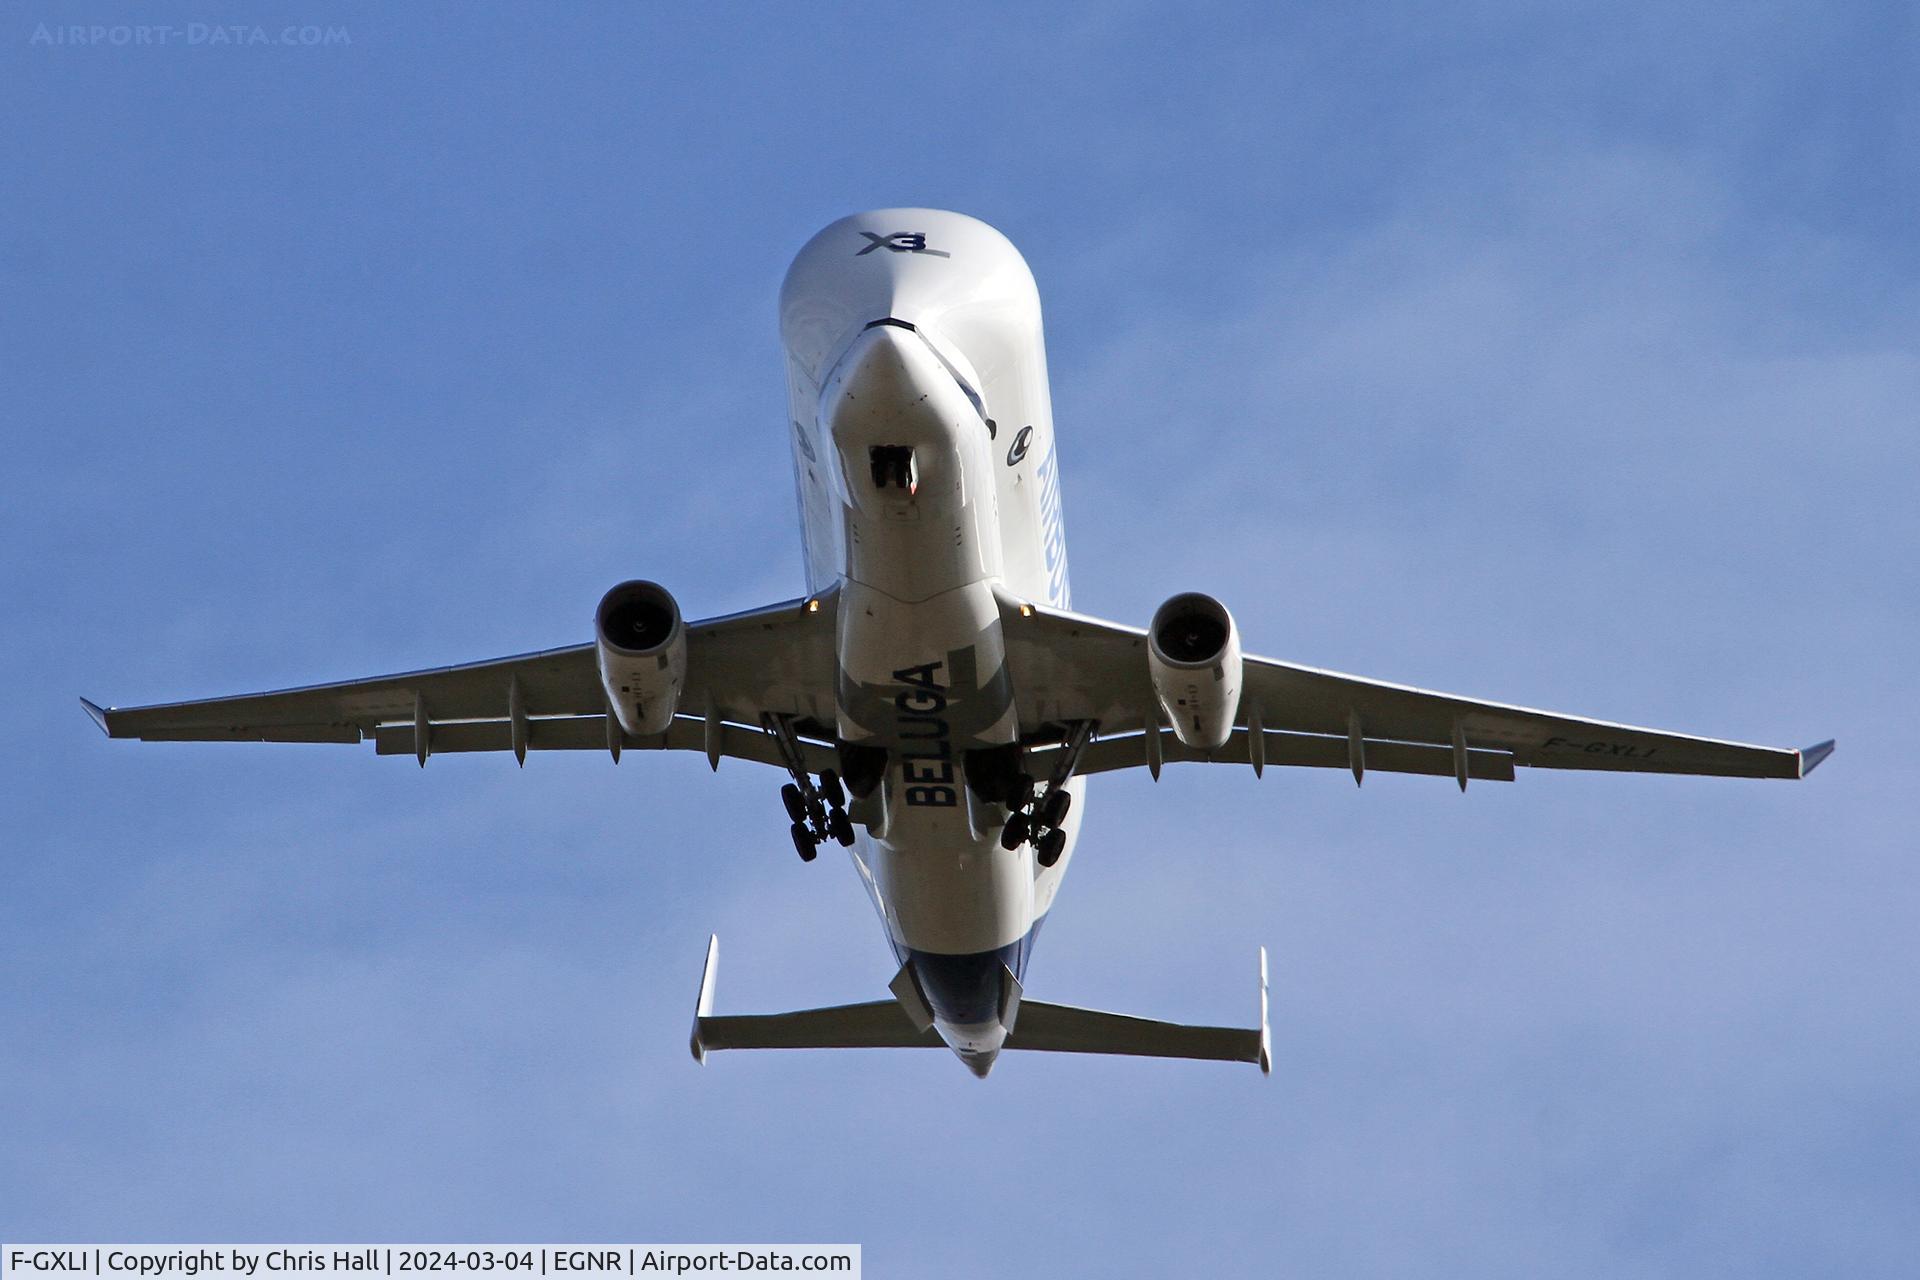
868, 445, 917, 493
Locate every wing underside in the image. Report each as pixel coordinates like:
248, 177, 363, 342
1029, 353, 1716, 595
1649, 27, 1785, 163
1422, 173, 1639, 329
85, 596, 841, 772
999, 593, 1829, 783
86, 588, 1829, 785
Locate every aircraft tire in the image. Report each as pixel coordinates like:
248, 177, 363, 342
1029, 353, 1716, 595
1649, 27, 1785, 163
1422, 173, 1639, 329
1037, 828, 1066, 867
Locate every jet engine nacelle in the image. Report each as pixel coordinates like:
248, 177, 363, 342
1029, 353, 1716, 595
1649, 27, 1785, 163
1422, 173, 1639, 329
1148, 592, 1244, 750
595, 580, 687, 737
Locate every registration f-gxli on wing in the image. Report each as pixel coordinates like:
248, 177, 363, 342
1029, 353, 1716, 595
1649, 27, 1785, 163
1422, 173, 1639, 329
85, 210, 1833, 1078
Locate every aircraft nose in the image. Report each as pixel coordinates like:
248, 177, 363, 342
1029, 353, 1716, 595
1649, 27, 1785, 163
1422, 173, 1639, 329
837, 323, 927, 405
820, 322, 978, 451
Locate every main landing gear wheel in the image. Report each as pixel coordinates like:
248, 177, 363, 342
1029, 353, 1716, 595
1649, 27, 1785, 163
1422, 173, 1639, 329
790, 822, 818, 862
1036, 827, 1066, 868
767, 716, 857, 863
1038, 787, 1071, 829
999, 811, 1031, 851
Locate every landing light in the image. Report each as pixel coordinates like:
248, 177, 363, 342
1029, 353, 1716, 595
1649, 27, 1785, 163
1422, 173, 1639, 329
1019, 603, 1034, 617
806, 599, 820, 613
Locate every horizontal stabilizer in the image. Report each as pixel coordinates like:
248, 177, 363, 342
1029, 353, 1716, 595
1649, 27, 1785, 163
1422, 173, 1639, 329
691, 937, 1271, 1073
1008, 947, 1270, 1070
697, 1002, 943, 1053
690, 936, 939, 1063
1006, 1001, 1264, 1066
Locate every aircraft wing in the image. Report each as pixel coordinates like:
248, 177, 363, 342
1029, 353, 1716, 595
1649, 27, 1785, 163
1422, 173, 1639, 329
999, 594, 1832, 783
83, 595, 841, 772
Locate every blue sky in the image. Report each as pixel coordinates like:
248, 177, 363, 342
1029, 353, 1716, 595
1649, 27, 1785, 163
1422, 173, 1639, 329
3, 2, 1914, 1274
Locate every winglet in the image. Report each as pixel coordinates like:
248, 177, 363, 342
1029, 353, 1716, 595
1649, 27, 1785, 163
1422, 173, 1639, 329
79, 698, 110, 736
1797, 739, 1836, 778
690, 934, 720, 1065
1257, 947, 1272, 1077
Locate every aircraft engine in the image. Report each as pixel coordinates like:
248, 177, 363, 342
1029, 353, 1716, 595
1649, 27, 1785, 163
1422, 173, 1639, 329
595, 580, 687, 737
1147, 592, 1244, 750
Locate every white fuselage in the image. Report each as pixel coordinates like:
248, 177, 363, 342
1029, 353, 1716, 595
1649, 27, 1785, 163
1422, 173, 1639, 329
779, 210, 1079, 1070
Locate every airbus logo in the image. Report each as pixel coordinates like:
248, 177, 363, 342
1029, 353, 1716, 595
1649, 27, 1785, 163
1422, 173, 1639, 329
1006, 424, 1033, 466
856, 231, 950, 258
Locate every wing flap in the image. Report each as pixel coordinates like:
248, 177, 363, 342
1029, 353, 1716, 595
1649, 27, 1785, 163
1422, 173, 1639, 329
367, 714, 837, 771
119, 722, 365, 745
1043, 727, 1516, 782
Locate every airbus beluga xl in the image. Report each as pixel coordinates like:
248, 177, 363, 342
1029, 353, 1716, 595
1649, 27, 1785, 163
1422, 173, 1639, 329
85, 209, 1833, 1077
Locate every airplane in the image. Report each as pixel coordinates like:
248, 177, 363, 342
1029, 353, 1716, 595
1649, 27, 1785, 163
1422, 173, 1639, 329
83, 208, 1834, 1078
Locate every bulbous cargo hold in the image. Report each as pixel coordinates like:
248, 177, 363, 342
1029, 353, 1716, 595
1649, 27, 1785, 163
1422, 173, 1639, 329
1148, 592, 1244, 750
595, 579, 686, 737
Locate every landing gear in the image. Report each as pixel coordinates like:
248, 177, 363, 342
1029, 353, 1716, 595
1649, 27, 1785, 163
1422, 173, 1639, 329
869, 445, 916, 492
790, 822, 818, 862
999, 772, 1075, 858
767, 714, 856, 862
995, 720, 1095, 865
